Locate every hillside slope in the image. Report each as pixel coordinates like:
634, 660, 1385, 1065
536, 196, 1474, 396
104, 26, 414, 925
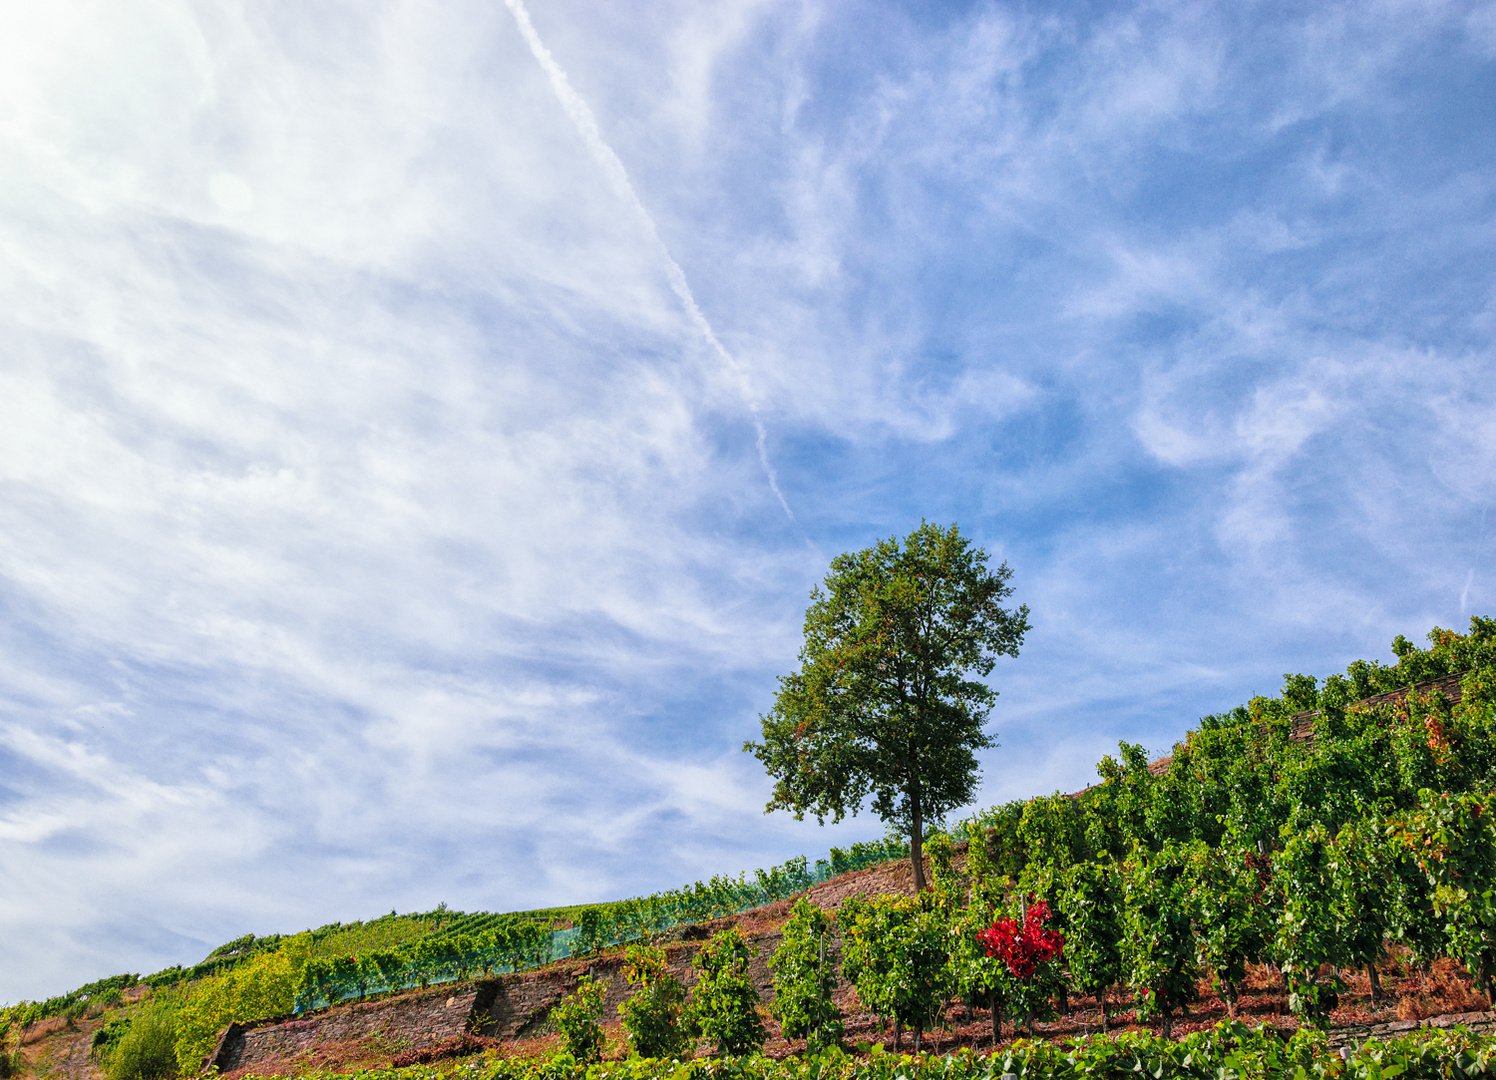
11, 618, 1496, 1078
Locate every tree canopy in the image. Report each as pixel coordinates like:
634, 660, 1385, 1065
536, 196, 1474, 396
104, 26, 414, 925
744, 521, 1029, 891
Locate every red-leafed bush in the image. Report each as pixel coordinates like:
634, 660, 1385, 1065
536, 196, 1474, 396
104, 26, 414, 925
978, 898, 1064, 979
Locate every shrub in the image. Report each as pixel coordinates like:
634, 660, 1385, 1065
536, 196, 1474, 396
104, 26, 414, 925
1326, 816, 1397, 1006
107, 1002, 178, 1080
173, 945, 304, 1072
688, 927, 765, 1056
840, 893, 951, 1052
1406, 789, 1496, 1000
977, 893, 1064, 1036
1056, 860, 1123, 1030
91, 1017, 133, 1061
1274, 824, 1348, 1026
1120, 842, 1199, 1039
767, 900, 842, 1051
573, 908, 611, 957
1187, 839, 1273, 1017
551, 976, 606, 1064
618, 944, 688, 1059
948, 879, 1014, 1047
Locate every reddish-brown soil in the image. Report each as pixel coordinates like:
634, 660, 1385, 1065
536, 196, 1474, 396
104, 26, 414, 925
13, 1009, 115, 1080
481, 942, 1490, 1063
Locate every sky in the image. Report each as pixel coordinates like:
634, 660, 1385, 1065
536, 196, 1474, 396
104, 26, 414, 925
2, 0, 1495, 1002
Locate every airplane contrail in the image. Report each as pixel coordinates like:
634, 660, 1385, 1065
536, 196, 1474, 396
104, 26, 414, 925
502, 0, 795, 522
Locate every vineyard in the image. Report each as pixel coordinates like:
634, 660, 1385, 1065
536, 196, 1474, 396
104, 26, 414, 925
293, 839, 909, 1012
12, 619, 1496, 1080
1, 836, 908, 1032
925, 617, 1496, 1035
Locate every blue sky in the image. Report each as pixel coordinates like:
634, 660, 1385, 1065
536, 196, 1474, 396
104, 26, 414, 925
3, 0, 1495, 1002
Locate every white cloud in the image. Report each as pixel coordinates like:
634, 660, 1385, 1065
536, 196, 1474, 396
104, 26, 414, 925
3, 0, 1496, 1002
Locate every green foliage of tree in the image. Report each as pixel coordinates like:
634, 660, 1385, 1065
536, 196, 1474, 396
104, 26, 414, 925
688, 928, 766, 1056
839, 893, 951, 1052
618, 944, 689, 1060
746, 522, 1028, 892
552, 975, 606, 1064
767, 900, 842, 1051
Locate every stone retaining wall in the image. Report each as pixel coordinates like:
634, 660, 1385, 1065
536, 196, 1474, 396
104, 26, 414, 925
1328, 1010, 1496, 1048
207, 983, 495, 1074
470, 928, 802, 1039
203, 929, 809, 1072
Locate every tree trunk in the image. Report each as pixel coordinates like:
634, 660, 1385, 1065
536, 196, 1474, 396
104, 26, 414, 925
910, 791, 927, 893
1100, 992, 1109, 1033
1224, 980, 1238, 1018
894, 1017, 901, 1050
1368, 965, 1383, 1007
991, 1003, 1000, 1048
913, 1023, 922, 1054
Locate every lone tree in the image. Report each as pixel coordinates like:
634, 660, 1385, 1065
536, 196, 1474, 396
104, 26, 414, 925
744, 521, 1028, 892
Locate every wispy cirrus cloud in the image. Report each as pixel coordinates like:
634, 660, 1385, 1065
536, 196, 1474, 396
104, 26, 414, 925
2, 0, 1495, 1001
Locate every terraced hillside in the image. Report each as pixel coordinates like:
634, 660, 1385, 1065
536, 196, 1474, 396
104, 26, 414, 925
10, 618, 1496, 1080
